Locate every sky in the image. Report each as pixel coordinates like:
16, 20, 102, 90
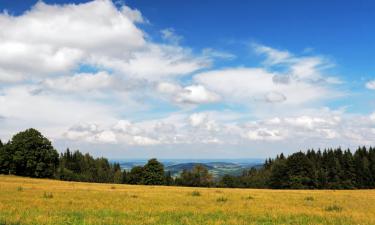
0, 0, 375, 159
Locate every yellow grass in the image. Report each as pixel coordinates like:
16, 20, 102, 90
1, 175, 375, 225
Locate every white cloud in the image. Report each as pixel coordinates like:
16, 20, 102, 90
64, 123, 117, 144
254, 44, 292, 65
0, 1, 372, 156
156, 82, 182, 94
0, 0, 208, 83
370, 113, 375, 122
132, 136, 160, 146
264, 91, 287, 103
366, 80, 375, 90
202, 48, 236, 60
161, 28, 183, 45
194, 67, 337, 106
246, 129, 284, 141
157, 82, 220, 105
189, 113, 220, 131
113, 120, 142, 135
41, 71, 114, 92
175, 85, 220, 104
189, 113, 208, 127
120, 5, 145, 23
97, 44, 209, 81
0, 0, 145, 81
254, 43, 336, 82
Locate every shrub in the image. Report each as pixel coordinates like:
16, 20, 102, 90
304, 196, 314, 201
191, 191, 201, 196
244, 195, 254, 200
43, 192, 53, 199
16, 186, 23, 192
325, 205, 343, 212
216, 197, 228, 203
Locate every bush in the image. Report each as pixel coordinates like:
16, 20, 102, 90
216, 197, 228, 203
325, 205, 342, 212
191, 191, 201, 196
43, 192, 53, 199
304, 196, 314, 201
244, 195, 254, 200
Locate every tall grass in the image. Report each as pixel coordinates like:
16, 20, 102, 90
0, 175, 374, 225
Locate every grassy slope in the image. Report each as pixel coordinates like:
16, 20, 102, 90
0, 175, 374, 225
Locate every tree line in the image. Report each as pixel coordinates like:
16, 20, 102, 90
1, 128, 375, 189
220, 148, 375, 189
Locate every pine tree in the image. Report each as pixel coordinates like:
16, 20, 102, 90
142, 158, 165, 185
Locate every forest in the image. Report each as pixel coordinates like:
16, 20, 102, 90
1, 128, 375, 189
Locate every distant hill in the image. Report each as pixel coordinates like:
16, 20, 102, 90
114, 159, 264, 178
166, 162, 215, 171
165, 161, 263, 178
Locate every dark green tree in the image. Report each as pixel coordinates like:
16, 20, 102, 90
285, 152, 316, 189
128, 166, 144, 184
268, 158, 288, 188
179, 164, 213, 187
220, 174, 238, 188
142, 158, 165, 185
0, 141, 12, 174
7, 128, 59, 178
164, 171, 174, 186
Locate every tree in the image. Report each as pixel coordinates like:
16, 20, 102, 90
113, 163, 123, 184
286, 152, 316, 189
220, 174, 238, 188
0, 141, 12, 174
268, 158, 288, 188
7, 128, 59, 178
142, 158, 165, 185
164, 171, 174, 186
179, 164, 213, 187
128, 166, 144, 184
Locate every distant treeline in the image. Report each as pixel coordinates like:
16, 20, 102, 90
1, 128, 375, 189
221, 148, 375, 189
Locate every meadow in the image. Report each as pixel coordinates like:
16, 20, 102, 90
1, 175, 375, 225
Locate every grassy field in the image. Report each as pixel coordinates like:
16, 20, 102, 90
1, 176, 375, 225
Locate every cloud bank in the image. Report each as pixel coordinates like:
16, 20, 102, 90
0, 0, 373, 157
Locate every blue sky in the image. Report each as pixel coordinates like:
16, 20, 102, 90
0, 0, 374, 158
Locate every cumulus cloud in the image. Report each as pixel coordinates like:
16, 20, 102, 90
370, 113, 375, 122
64, 123, 117, 144
0, 0, 371, 155
193, 44, 344, 108
194, 67, 337, 105
0, 0, 208, 83
175, 85, 220, 104
157, 82, 220, 105
41, 71, 114, 92
0, 0, 144, 81
264, 91, 287, 103
246, 129, 284, 141
366, 80, 375, 90
0, 0, 211, 142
